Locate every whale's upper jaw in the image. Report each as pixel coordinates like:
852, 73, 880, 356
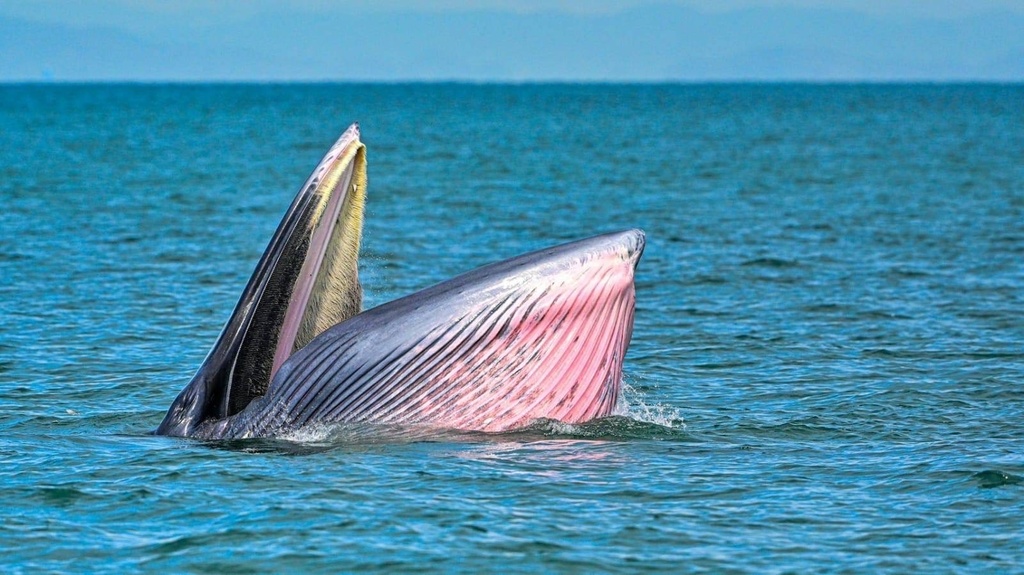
156, 124, 367, 438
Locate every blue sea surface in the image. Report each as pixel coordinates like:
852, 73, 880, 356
1, 83, 1022, 573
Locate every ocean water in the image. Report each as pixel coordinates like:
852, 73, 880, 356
1, 83, 1022, 573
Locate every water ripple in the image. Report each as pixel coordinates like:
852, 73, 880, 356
1, 83, 1022, 573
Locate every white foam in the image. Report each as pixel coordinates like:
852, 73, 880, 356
277, 423, 336, 443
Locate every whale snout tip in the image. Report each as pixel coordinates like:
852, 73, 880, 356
611, 228, 645, 268
626, 228, 645, 257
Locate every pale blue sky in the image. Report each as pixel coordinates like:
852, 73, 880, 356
2, 0, 1022, 81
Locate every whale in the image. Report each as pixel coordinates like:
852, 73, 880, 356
156, 124, 644, 439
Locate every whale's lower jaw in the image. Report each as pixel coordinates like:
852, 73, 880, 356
199, 229, 644, 440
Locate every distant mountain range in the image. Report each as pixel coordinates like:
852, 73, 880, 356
2, 5, 1022, 81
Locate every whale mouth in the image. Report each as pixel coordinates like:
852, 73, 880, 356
267, 127, 365, 384
156, 124, 367, 437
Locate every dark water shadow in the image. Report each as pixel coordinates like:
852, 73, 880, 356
973, 470, 1023, 489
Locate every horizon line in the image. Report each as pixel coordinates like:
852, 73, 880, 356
3, 79, 1023, 86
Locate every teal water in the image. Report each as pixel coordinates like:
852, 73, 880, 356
1, 84, 1023, 573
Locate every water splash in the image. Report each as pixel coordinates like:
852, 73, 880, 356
277, 422, 454, 445
277, 423, 337, 444
615, 377, 686, 429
